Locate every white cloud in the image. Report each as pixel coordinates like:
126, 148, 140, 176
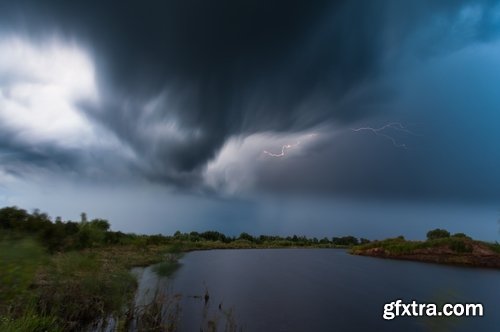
203, 131, 321, 194
0, 34, 142, 184
0, 35, 113, 149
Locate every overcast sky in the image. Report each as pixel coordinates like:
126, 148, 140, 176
0, 0, 499, 240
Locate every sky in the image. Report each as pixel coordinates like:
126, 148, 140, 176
0, 0, 499, 240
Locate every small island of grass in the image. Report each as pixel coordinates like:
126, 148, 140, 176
350, 229, 500, 268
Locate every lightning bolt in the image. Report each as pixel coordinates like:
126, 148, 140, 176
263, 142, 300, 157
263, 133, 317, 158
351, 122, 417, 149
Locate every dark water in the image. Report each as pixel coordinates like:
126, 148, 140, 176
134, 249, 500, 331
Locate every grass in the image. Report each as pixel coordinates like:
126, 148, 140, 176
0, 236, 59, 331
485, 241, 500, 254
351, 236, 478, 255
0, 237, 45, 307
0, 306, 61, 332
123, 286, 240, 332
126, 289, 181, 332
0, 238, 175, 331
35, 250, 137, 330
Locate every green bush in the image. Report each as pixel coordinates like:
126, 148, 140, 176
448, 238, 473, 253
426, 229, 450, 240
452, 232, 470, 239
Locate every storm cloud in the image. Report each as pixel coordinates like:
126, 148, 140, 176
0, 0, 500, 202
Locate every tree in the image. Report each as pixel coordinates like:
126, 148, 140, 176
426, 228, 450, 240
89, 219, 110, 231
332, 236, 359, 246
189, 231, 201, 242
319, 237, 330, 244
238, 232, 255, 242
0, 206, 29, 229
360, 238, 371, 244
200, 231, 226, 242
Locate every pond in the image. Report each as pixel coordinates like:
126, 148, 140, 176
133, 249, 500, 331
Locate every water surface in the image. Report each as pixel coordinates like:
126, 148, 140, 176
135, 249, 500, 331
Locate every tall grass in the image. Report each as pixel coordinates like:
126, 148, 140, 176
35, 251, 137, 330
126, 289, 181, 332
0, 235, 45, 314
0, 306, 60, 332
0, 235, 60, 331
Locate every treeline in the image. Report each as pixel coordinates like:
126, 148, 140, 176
0, 206, 369, 252
172, 230, 370, 247
0, 206, 120, 252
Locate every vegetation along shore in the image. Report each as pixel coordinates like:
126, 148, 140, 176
351, 228, 500, 268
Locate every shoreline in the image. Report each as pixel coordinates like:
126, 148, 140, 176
350, 237, 500, 269
351, 250, 500, 269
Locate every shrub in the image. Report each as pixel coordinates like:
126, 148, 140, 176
452, 232, 470, 239
426, 229, 450, 240
449, 239, 472, 253
238, 232, 255, 242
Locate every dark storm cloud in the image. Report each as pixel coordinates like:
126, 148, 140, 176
0, 127, 130, 183
0, 120, 87, 178
0, 129, 81, 177
1, 0, 499, 199
253, 40, 500, 202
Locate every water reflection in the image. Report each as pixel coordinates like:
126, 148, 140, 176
133, 249, 500, 332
